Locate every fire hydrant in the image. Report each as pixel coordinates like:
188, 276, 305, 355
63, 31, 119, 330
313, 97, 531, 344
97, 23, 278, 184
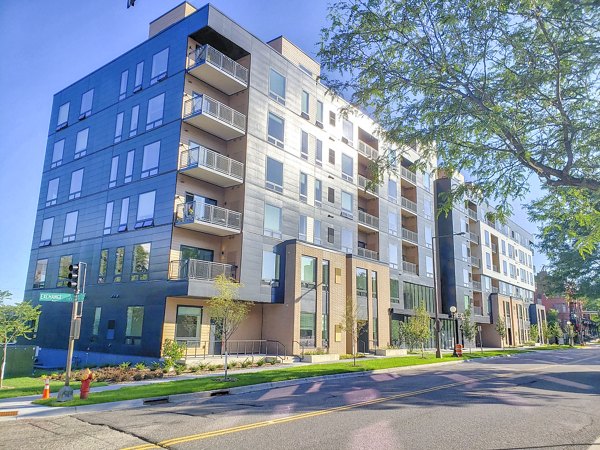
79, 368, 94, 400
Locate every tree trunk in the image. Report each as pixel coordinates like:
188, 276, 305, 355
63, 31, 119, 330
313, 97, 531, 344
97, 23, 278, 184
1, 340, 7, 389
421, 342, 424, 359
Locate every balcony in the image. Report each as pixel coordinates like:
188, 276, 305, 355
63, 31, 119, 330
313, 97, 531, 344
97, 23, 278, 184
179, 145, 244, 187
472, 280, 482, 291
169, 259, 236, 281
400, 167, 417, 184
357, 140, 379, 160
357, 247, 379, 261
358, 174, 378, 197
358, 210, 379, 231
469, 256, 480, 268
402, 261, 418, 275
401, 227, 418, 244
491, 243, 498, 253
468, 231, 479, 244
187, 44, 248, 95
175, 201, 242, 236
492, 265, 499, 273
183, 94, 246, 140
401, 197, 417, 214
468, 209, 478, 221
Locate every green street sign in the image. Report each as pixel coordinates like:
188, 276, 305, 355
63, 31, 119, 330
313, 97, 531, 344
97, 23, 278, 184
39, 293, 86, 302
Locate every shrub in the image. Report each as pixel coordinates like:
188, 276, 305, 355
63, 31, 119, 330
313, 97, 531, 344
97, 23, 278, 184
304, 348, 327, 355
150, 361, 162, 371
133, 373, 144, 381
162, 339, 186, 368
134, 362, 147, 371
240, 359, 251, 368
119, 362, 131, 370
256, 358, 265, 367
174, 364, 186, 375
206, 364, 216, 372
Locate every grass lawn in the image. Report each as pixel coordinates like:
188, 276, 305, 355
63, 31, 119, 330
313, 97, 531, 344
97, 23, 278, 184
34, 349, 528, 407
0, 377, 108, 400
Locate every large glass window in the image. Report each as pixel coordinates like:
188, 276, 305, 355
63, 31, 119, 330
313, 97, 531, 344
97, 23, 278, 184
114, 112, 124, 143
126, 306, 144, 338
125, 150, 134, 183
423, 171, 431, 191
40, 217, 53, 246
301, 90, 309, 117
265, 157, 283, 193
299, 172, 308, 202
389, 243, 398, 269
261, 251, 280, 286
119, 197, 129, 232
403, 281, 435, 312
57, 102, 69, 129
356, 267, 368, 299
93, 307, 102, 335
269, 69, 286, 104
301, 256, 317, 285
264, 204, 282, 239
315, 139, 322, 165
135, 191, 155, 228
98, 249, 108, 283
119, 70, 128, 100
315, 179, 322, 206
63, 211, 78, 242
69, 168, 84, 200
322, 260, 329, 343
57, 255, 72, 287
299, 215, 307, 240
425, 226, 433, 248
151, 48, 169, 84
341, 228, 353, 253
267, 112, 284, 148
114, 247, 125, 282
329, 148, 335, 165
33, 259, 48, 289
390, 279, 400, 303
52, 140, 64, 168
388, 179, 397, 203
486, 252, 492, 269
342, 118, 353, 145
314, 219, 321, 245
341, 191, 353, 216
134, 61, 144, 92
327, 226, 335, 244
131, 243, 151, 281
316, 100, 324, 125
146, 93, 165, 130
80, 89, 94, 118
388, 212, 398, 236
130, 105, 139, 137
176, 306, 202, 339
141, 141, 160, 178
328, 187, 335, 203
109, 156, 119, 188
423, 199, 432, 219
75, 128, 88, 159
301, 130, 309, 160
426, 256, 434, 277
341, 154, 353, 182
104, 201, 113, 235
46, 178, 59, 206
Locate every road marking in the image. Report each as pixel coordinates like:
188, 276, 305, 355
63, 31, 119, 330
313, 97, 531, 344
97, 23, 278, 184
589, 434, 600, 449
121, 351, 599, 449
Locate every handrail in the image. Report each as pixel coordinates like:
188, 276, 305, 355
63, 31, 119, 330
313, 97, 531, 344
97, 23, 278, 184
469, 256, 480, 268
179, 144, 244, 181
357, 247, 378, 260
401, 227, 418, 244
168, 259, 236, 281
401, 197, 417, 213
402, 260, 418, 275
358, 174, 378, 195
357, 140, 379, 159
187, 44, 249, 85
183, 94, 246, 132
400, 166, 417, 184
175, 200, 242, 231
176, 338, 286, 360
468, 231, 479, 244
358, 210, 379, 229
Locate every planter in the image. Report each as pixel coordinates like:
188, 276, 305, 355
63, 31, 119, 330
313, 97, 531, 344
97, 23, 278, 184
302, 354, 340, 363
375, 348, 408, 357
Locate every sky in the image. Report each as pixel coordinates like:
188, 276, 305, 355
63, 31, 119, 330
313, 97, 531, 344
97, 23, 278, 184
0, 0, 546, 302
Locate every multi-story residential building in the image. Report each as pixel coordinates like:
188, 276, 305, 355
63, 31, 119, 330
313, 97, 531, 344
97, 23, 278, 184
436, 173, 538, 348
26, 3, 451, 365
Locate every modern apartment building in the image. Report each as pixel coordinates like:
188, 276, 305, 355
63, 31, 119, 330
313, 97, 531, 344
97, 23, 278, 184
436, 173, 538, 348
26, 2, 452, 365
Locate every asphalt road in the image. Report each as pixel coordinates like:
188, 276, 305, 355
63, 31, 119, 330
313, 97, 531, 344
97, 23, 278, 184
2, 347, 599, 450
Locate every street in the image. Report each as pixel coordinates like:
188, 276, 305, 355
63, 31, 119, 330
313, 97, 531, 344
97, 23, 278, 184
1, 347, 599, 450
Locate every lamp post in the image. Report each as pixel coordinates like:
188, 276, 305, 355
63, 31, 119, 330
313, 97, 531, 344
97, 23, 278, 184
432, 231, 466, 358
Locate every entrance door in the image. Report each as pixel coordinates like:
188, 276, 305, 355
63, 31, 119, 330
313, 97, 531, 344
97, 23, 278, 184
209, 318, 223, 355
357, 320, 369, 353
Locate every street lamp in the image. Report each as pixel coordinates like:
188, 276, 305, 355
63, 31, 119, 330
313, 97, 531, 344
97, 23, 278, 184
449, 306, 461, 357
432, 231, 466, 358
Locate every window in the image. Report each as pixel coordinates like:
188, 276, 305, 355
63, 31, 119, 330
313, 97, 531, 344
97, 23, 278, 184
301, 90, 310, 118
263, 156, 284, 193
98, 249, 108, 283
300, 172, 308, 202
146, 93, 164, 130
341, 228, 353, 253
329, 110, 336, 127
425, 226, 433, 248
114, 247, 125, 282
176, 306, 202, 339
92, 307, 102, 335
423, 171, 431, 191
114, 112, 124, 143
119, 70, 128, 100
389, 243, 398, 269
508, 244, 514, 258
328, 148, 335, 165
426, 256, 434, 277
388, 179, 397, 203
484, 230, 490, 246
501, 240, 506, 255
75, 128, 88, 159
316, 100, 324, 126
104, 201, 113, 235
314, 219, 321, 245
485, 252, 492, 270
57, 102, 69, 130
315, 139, 322, 166
423, 199, 432, 220
269, 69, 286, 104
125, 150, 134, 183
341, 154, 353, 182
301, 256, 317, 285
299, 215, 307, 240
46, 178, 59, 206
79, 89, 93, 119
40, 217, 53, 246
69, 169, 84, 200
388, 212, 398, 236
267, 112, 285, 148
135, 191, 155, 228
264, 204, 282, 239
51, 140, 64, 168
63, 211, 78, 242
390, 278, 400, 303
109, 156, 119, 188
301, 131, 309, 160
119, 197, 129, 232
33, 259, 48, 289
131, 243, 151, 280
261, 251, 280, 286
134, 61, 144, 92
510, 264, 516, 278
130, 105, 139, 137
315, 179, 322, 206
342, 119, 353, 146
150, 48, 169, 84
327, 226, 335, 244
328, 187, 335, 203
462, 243, 469, 261
57, 255, 73, 287
341, 191, 353, 217
106, 320, 116, 340
126, 306, 144, 342
141, 142, 160, 177
463, 268, 470, 287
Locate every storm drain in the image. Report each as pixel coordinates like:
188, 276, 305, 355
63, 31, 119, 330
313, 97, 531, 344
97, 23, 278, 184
143, 397, 169, 405
210, 390, 230, 397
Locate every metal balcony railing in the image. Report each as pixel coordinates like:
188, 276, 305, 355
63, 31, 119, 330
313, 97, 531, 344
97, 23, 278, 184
188, 44, 249, 85
402, 261, 418, 275
468, 209, 478, 221
168, 259, 236, 281
402, 227, 418, 244
183, 94, 246, 132
473, 306, 483, 315
401, 197, 417, 213
468, 231, 479, 244
400, 166, 417, 184
179, 145, 244, 181
357, 247, 379, 260
358, 210, 379, 229
358, 174, 378, 195
175, 201, 242, 231
470, 256, 480, 268
472, 281, 482, 291
357, 140, 379, 159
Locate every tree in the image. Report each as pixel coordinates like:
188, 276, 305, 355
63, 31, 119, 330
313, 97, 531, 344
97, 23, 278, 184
340, 296, 366, 366
405, 303, 431, 358
320, 0, 600, 251
547, 309, 559, 325
206, 275, 250, 381
541, 321, 550, 345
495, 317, 507, 349
0, 291, 11, 305
548, 322, 563, 344
0, 294, 41, 388
462, 308, 477, 354
530, 324, 540, 344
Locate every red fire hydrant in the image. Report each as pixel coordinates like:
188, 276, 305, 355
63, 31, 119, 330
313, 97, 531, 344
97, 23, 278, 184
79, 368, 94, 400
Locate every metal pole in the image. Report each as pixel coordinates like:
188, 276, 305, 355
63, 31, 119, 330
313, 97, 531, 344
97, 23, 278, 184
64, 290, 78, 387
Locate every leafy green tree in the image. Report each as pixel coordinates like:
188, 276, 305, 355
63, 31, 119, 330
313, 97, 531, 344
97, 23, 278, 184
320, 0, 600, 251
548, 322, 563, 344
547, 309, 559, 325
340, 296, 367, 366
0, 294, 41, 388
530, 324, 540, 344
462, 308, 477, 354
405, 303, 431, 358
206, 275, 250, 381
495, 317, 507, 349
541, 321, 550, 344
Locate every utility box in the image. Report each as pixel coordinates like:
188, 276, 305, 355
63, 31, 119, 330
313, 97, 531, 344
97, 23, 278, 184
4, 345, 36, 377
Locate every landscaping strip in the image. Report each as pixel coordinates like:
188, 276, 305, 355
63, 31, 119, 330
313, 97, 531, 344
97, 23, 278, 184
0, 378, 107, 400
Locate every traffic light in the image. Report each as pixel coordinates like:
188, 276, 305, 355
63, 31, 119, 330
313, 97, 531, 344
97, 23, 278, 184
67, 264, 79, 290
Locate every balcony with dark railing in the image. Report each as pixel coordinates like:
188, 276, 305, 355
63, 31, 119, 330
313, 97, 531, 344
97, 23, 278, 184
187, 44, 249, 95
358, 174, 378, 198
357, 247, 379, 261
175, 201, 242, 236
358, 210, 379, 231
183, 94, 246, 140
179, 145, 244, 187
169, 259, 236, 281
401, 227, 418, 244
402, 260, 418, 275
357, 140, 379, 160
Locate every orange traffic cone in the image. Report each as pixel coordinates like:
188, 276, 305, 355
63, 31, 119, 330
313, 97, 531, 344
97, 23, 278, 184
42, 378, 50, 399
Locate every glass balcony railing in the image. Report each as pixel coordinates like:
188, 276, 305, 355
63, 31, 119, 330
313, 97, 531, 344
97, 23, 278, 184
169, 259, 236, 281
188, 44, 249, 86
401, 227, 418, 244
179, 145, 244, 182
183, 94, 246, 133
175, 201, 242, 232
358, 210, 379, 229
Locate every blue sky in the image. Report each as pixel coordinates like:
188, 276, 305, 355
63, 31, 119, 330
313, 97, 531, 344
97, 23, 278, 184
0, 0, 545, 302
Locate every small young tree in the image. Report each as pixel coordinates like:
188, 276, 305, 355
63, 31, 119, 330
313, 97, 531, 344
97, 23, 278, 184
548, 322, 563, 344
0, 295, 41, 388
495, 317, 507, 350
541, 321, 550, 344
340, 296, 366, 366
206, 275, 250, 381
462, 308, 477, 354
529, 324, 540, 344
406, 303, 431, 358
